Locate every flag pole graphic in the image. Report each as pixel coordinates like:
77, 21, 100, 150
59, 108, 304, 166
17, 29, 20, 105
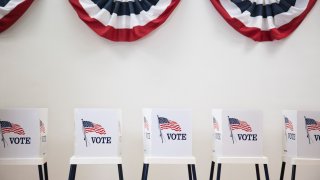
144, 117, 149, 139
157, 115, 164, 143
304, 116, 311, 144
0, 120, 8, 148
81, 119, 88, 147
227, 116, 235, 144
284, 116, 287, 142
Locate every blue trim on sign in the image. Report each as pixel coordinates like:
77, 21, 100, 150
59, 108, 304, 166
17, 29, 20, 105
91, 0, 160, 16
0, 0, 10, 7
230, 0, 296, 18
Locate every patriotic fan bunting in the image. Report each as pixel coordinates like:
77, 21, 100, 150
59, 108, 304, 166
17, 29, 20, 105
69, 0, 180, 42
0, 0, 34, 33
210, 0, 317, 41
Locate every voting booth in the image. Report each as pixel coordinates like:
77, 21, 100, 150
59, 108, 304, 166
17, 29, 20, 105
212, 109, 263, 157
142, 108, 197, 180
0, 108, 48, 180
280, 110, 320, 180
210, 109, 269, 180
68, 108, 123, 180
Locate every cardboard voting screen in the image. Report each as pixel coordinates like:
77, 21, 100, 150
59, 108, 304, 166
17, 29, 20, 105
74, 108, 121, 157
283, 110, 320, 158
212, 109, 263, 157
143, 108, 192, 157
0, 108, 48, 158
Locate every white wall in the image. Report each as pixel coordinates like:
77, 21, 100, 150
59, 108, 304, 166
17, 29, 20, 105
1, 0, 320, 179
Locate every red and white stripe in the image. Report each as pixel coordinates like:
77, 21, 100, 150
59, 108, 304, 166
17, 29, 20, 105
307, 121, 320, 131
285, 121, 294, 131
0, 0, 34, 32
85, 123, 106, 135
213, 122, 219, 131
69, 0, 180, 41
144, 119, 149, 131
40, 120, 46, 134
230, 120, 252, 132
160, 120, 181, 132
2, 123, 25, 135
210, 0, 317, 41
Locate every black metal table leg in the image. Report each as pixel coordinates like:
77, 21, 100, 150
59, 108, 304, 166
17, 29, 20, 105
72, 164, 77, 180
209, 161, 215, 180
216, 163, 221, 180
145, 164, 149, 180
191, 164, 197, 180
68, 164, 77, 180
141, 164, 145, 180
188, 164, 193, 180
38, 165, 44, 180
44, 162, 49, 180
264, 164, 270, 180
280, 161, 286, 180
141, 163, 149, 180
118, 164, 124, 180
291, 165, 296, 180
255, 164, 260, 180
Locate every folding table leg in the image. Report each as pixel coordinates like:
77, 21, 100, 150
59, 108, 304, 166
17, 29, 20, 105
255, 164, 260, 180
291, 165, 296, 180
191, 164, 197, 180
209, 161, 215, 180
68, 164, 77, 180
141, 164, 145, 180
280, 161, 286, 180
118, 164, 124, 180
38, 165, 44, 180
188, 164, 192, 180
145, 164, 149, 180
216, 163, 222, 180
44, 162, 49, 180
141, 163, 149, 180
263, 164, 270, 180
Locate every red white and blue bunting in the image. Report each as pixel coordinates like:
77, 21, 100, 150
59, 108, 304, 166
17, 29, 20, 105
69, 0, 180, 42
0, 0, 34, 32
210, 0, 317, 41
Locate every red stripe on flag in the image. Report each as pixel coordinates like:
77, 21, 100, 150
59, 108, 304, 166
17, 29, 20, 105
307, 125, 320, 131
230, 121, 252, 132
160, 120, 181, 132
84, 123, 106, 135
2, 124, 25, 135
213, 123, 219, 131
285, 122, 293, 131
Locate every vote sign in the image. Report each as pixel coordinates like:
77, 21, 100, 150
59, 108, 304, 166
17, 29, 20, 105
0, 108, 48, 158
143, 108, 192, 157
283, 110, 320, 158
74, 108, 121, 157
212, 109, 263, 157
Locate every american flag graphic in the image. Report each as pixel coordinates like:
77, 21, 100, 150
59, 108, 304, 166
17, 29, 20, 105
284, 117, 294, 131
82, 120, 106, 135
40, 120, 46, 134
305, 118, 320, 131
0, 121, 25, 135
158, 116, 181, 132
213, 117, 219, 131
144, 117, 149, 131
228, 118, 252, 132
